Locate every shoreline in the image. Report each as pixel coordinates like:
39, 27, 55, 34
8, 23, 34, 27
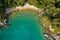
5, 3, 51, 33
5, 3, 43, 14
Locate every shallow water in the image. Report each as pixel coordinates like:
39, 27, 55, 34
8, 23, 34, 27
0, 11, 45, 40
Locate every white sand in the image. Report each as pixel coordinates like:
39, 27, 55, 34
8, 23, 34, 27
5, 3, 43, 14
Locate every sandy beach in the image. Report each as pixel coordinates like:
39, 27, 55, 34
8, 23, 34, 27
5, 3, 43, 14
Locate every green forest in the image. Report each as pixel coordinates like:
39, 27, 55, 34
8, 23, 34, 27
0, 0, 60, 34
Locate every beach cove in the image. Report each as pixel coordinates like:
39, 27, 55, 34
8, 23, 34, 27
0, 10, 46, 40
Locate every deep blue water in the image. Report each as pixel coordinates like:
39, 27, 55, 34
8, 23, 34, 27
0, 11, 45, 40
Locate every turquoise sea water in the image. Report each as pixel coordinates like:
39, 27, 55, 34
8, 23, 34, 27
0, 11, 45, 40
